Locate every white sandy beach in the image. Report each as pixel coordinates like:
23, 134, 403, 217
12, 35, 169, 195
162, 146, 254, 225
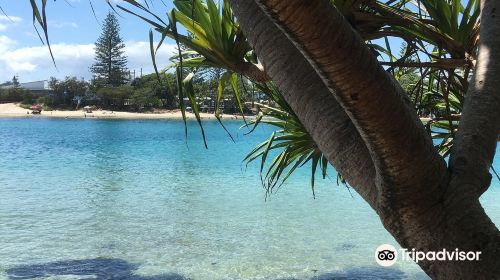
0, 103, 243, 120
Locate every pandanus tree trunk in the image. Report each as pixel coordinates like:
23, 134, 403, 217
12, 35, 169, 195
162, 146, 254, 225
228, 0, 500, 278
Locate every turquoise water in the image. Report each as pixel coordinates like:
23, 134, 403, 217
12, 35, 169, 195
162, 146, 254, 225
0, 118, 499, 280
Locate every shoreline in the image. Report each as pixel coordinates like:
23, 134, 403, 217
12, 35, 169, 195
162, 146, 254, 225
0, 103, 246, 120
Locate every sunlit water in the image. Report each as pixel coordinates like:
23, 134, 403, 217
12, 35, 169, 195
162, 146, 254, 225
0, 118, 499, 280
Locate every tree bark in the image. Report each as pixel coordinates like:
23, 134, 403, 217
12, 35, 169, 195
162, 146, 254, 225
234, 61, 270, 83
227, 0, 379, 209
255, 0, 448, 208
449, 0, 500, 198
439, 1, 500, 277
229, 0, 500, 278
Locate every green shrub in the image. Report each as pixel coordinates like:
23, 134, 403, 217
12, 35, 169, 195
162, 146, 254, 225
37, 96, 54, 108
0, 88, 23, 102
96, 85, 133, 108
130, 89, 161, 111
21, 92, 34, 105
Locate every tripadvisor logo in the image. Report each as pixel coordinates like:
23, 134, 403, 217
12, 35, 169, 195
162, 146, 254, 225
375, 244, 482, 267
375, 244, 398, 266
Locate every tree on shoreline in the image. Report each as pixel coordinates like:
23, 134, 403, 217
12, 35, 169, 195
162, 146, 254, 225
90, 12, 128, 87
243, 1, 499, 278
12, 76, 20, 89
121, 1, 500, 278
48, 77, 88, 107
25, 0, 500, 278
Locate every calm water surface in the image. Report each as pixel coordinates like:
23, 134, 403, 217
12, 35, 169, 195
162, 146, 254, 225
0, 118, 499, 280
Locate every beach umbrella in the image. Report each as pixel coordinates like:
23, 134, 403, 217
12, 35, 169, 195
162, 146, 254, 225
30, 104, 42, 110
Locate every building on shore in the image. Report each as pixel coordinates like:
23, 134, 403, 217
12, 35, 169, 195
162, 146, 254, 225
0, 80, 52, 96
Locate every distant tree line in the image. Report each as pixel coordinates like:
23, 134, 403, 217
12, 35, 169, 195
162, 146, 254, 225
0, 76, 32, 105
3, 12, 257, 113
33, 72, 254, 113
26, 73, 175, 111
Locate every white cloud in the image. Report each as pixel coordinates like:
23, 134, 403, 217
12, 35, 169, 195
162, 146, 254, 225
0, 15, 22, 32
124, 41, 177, 76
0, 15, 23, 23
48, 20, 79, 29
0, 40, 177, 82
0, 35, 17, 54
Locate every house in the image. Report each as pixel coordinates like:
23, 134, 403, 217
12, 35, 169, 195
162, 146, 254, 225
0, 80, 52, 96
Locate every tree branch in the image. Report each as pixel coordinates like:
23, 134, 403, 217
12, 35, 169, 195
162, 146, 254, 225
449, 0, 500, 196
229, 0, 379, 208
234, 61, 270, 83
255, 0, 448, 207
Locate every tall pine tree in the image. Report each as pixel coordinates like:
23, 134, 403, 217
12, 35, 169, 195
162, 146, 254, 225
12, 76, 20, 88
90, 12, 128, 87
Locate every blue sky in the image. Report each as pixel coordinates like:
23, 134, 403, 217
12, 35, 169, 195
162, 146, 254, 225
0, 0, 178, 83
